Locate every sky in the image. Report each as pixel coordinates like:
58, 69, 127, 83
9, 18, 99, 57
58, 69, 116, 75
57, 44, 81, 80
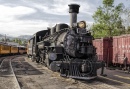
0, 0, 129, 37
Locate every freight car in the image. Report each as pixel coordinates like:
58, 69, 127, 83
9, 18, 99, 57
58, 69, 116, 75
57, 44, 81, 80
93, 35, 130, 73
28, 4, 106, 80
93, 38, 113, 67
0, 42, 27, 56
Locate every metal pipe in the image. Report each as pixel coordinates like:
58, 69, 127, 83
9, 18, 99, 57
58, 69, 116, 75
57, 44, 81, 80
68, 4, 80, 28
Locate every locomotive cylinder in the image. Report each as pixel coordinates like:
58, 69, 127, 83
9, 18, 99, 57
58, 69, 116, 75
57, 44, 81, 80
68, 4, 80, 27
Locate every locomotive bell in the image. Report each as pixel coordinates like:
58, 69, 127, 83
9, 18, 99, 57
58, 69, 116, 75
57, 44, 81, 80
68, 4, 80, 28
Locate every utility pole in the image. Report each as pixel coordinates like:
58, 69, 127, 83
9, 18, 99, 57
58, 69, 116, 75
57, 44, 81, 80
4, 34, 6, 43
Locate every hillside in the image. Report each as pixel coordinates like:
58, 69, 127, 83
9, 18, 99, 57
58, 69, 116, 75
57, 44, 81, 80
0, 34, 32, 40
17, 35, 32, 40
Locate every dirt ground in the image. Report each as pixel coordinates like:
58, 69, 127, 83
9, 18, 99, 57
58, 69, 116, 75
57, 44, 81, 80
23, 57, 130, 89
0, 56, 130, 89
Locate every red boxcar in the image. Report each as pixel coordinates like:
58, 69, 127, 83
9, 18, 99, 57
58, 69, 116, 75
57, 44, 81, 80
93, 39, 103, 61
93, 37, 113, 66
112, 35, 130, 65
93, 35, 130, 72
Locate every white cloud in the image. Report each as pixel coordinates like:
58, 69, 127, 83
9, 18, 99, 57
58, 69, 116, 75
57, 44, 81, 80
0, 20, 50, 37
32, 0, 93, 15
0, 5, 42, 37
0, 5, 36, 22
0, 0, 96, 37
0, 0, 128, 37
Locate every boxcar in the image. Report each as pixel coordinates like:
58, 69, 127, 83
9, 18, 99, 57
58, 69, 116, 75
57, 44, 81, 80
93, 39, 103, 61
112, 35, 130, 69
93, 35, 130, 72
93, 37, 113, 66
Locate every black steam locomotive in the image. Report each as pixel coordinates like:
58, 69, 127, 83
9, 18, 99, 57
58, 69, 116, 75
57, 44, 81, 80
27, 4, 105, 79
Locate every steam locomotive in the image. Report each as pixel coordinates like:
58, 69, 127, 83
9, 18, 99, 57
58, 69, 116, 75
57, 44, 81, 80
27, 4, 105, 79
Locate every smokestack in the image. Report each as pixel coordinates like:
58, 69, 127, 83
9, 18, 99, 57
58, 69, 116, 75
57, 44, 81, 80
68, 4, 80, 28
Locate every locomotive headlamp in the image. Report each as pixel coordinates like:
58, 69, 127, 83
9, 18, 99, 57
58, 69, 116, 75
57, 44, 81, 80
77, 21, 86, 28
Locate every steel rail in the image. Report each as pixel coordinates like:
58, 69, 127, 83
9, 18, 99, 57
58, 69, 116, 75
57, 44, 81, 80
0, 57, 6, 68
10, 56, 21, 89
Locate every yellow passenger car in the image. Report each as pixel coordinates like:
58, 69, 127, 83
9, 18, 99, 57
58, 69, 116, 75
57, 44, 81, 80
11, 46, 18, 54
18, 46, 27, 54
0, 43, 11, 55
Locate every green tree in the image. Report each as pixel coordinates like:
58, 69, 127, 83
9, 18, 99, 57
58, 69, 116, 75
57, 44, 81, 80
127, 26, 130, 33
20, 40, 27, 46
92, 0, 124, 38
18, 39, 22, 45
6, 38, 10, 42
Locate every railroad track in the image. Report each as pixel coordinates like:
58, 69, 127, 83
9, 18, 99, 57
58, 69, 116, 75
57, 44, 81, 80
25, 57, 130, 89
0, 56, 21, 89
0, 56, 130, 89
10, 56, 21, 89
0, 57, 6, 67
